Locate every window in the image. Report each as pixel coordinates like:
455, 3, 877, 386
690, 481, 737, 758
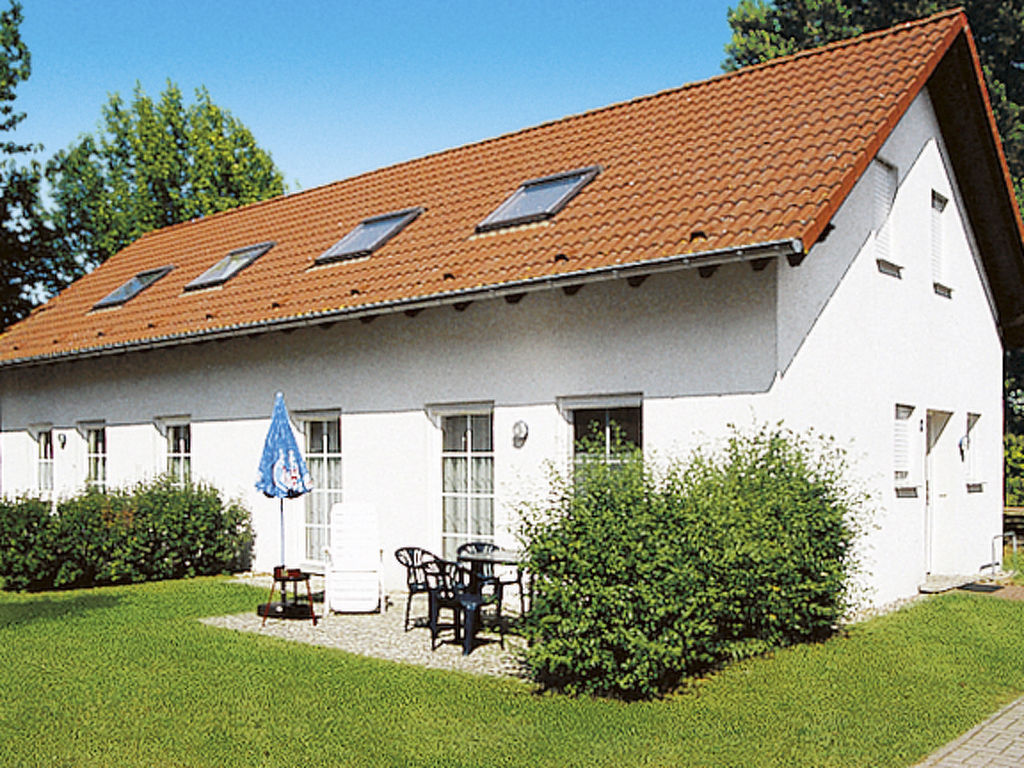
304, 417, 342, 562
315, 208, 422, 265
476, 166, 600, 233
894, 404, 919, 495
572, 406, 642, 463
873, 158, 897, 263
931, 191, 951, 297
37, 430, 54, 493
93, 266, 174, 309
184, 241, 274, 291
167, 424, 191, 486
962, 412, 982, 491
441, 413, 494, 560
86, 427, 106, 491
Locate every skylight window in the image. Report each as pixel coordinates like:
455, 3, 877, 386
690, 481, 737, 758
476, 166, 600, 233
184, 241, 275, 291
315, 207, 423, 265
93, 266, 174, 309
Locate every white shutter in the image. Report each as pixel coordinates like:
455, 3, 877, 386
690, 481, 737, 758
964, 413, 980, 484
894, 404, 916, 486
931, 191, 948, 287
324, 502, 381, 613
874, 159, 898, 261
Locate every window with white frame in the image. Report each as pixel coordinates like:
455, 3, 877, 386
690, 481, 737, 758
560, 395, 643, 464
962, 412, 982, 491
893, 403, 919, 495
873, 158, 898, 265
441, 412, 494, 560
572, 406, 642, 464
167, 423, 191, 486
37, 429, 54, 493
303, 416, 342, 563
931, 190, 951, 297
86, 426, 107, 491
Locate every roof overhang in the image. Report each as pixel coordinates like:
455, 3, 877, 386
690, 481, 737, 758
0, 238, 803, 370
925, 29, 1024, 346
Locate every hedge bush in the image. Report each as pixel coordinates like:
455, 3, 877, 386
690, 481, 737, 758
519, 424, 867, 699
0, 476, 253, 591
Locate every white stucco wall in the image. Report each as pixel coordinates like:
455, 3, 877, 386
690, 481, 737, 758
0, 259, 777, 590
0, 89, 1005, 608
772, 87, 1003, 606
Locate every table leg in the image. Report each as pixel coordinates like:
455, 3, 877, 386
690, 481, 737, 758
304, 576, 317, 626
261, 580, 277, 627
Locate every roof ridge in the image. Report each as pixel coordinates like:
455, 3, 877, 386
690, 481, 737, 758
713, 7, 965, 80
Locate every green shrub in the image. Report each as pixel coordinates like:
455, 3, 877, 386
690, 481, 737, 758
0, 476, 253, 591
1005, 433, 1024, 506
519, 424, 866, 699
0, 495, 59, 591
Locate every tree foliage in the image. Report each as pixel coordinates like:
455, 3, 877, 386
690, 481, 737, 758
722, 0, 1024, 205
0, 1, 63, 329
46, 81, 285, 272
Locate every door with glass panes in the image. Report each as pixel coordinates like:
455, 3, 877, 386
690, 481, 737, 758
304, 418, 342, 564
441, 413, 494, 559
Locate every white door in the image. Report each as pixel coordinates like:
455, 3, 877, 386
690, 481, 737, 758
924, 410, 951, 575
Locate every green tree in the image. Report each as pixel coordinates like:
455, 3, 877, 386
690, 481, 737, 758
0, 1, 63, 329
47, 81, 285, 272
722, 0, 1024, 206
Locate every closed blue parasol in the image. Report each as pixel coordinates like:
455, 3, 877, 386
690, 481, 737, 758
256, 392, 313, 565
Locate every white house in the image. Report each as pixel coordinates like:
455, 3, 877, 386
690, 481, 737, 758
1, 10, 1022, 608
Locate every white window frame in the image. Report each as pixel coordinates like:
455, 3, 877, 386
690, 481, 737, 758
931, 190, 952, 297
166, 423, 191, 486
429, 403, 495, 561
34, 425, 54, 495
297, 411, 343, 567
81, 423, 107, 492
558, 393, 643, 463
894, 403, 921, 496
873, 158, 898, 265
962, 412, 982, 491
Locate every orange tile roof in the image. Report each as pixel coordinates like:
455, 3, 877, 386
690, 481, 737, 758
3, 9, 1022, 365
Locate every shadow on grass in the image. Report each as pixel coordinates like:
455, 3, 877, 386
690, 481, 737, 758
0, 591, 122, 629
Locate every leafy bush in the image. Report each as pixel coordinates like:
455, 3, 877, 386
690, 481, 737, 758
519, 424, 867, 699
0, 476, 253, 591
1005, 433, 1024, 506
0, 495, 59, 591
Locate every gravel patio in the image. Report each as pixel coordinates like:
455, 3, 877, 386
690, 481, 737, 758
201, 574, 529, 679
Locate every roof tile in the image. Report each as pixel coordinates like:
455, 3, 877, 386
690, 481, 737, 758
0, 9, 1004, 365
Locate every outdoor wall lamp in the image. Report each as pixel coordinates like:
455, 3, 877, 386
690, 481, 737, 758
512, 420, 528, 448
58, 433, 66, 449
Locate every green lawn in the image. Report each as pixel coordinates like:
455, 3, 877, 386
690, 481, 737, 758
2, 579, 1024, 767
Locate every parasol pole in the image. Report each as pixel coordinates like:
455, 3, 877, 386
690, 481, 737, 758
279, 496, 286, 604
279, 497, 285, 566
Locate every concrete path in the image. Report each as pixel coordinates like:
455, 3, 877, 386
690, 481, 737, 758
913, 695, 1024, 767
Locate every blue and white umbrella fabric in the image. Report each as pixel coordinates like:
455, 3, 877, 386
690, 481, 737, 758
256, 392, 313, 565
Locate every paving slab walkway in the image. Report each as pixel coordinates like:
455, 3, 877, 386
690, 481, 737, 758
913, 696, 1024, 767
913, 583, 1024, 767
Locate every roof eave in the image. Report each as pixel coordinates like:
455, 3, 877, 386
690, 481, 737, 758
0, 238, 804, 370
928, 28, 1024, 347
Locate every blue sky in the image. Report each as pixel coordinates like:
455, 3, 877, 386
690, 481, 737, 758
14, 1, 737, 193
